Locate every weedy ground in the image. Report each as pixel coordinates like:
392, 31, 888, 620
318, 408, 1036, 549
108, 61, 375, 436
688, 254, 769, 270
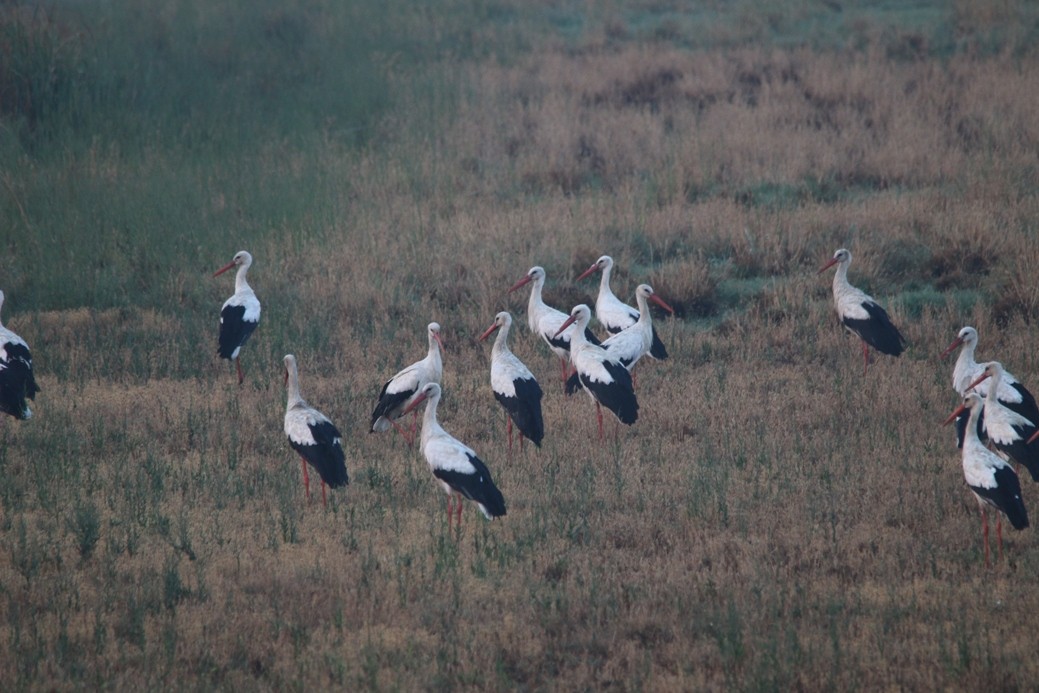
2, 0, 1039, 689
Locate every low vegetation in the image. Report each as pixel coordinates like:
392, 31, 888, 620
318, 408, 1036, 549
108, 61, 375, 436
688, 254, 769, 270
2, 0, 1039, 689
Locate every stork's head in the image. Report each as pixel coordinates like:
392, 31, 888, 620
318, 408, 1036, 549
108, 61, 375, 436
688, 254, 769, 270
636, 284, 674, 314
940, 326, 978, 360
508, 266, 545, 293
944, 391, 983, 426
214, 250, 253, 277
478, 311, 512, 341
818, 248, 851, 274
554, 304, 591, 338
576, 255, 613, 281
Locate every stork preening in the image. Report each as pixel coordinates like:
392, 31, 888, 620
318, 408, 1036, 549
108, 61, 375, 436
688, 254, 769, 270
944, 392, 1029, 567
370, 322, 444, 444
402, 383, 506, 527
966, 362, 1039, 481
283, 355, 349, 507
941, 326, 1037, 447
214, 251, 261, 385
555, 304, 638, 438
479, 311, 544, 452
0, 290, 40, 421
576, 255, 669, 360
508, 266, 601, 390
601, 284, 674, 381
819, 248, 906, 374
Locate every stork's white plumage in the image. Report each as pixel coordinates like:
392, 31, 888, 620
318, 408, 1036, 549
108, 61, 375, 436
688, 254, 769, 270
555, 304, 638, 438
370, 322, 443, 443
479, 311, 544, 451
577, 255, 669, 360
967, 362, 1039, 481
945, 392, 1029, 567
601, 284, 674, 373
283, 355, 349, 507
0, 290, 40, 421
508, 266, 601, 388
214, 250, 261, 385
402, 382, 506, 526
819, 248, 906, 374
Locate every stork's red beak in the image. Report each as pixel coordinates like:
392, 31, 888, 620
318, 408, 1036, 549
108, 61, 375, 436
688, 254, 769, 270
477, 323, 498, 342
507, 275, 534, 293
1028, 429, 1039, 445
939, 336, 964, 360
818, 257, 840, 274
966, 372, 991, 391
213, 261, 236, 277
650, 294, 675, 314
576, 263, 600, 281
402, 392, 429, 416
943, 403, 968, 426
553, 314, 577, 339
433, 333, 445, 351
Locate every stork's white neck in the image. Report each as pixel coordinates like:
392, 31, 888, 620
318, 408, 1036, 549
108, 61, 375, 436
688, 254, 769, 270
599, 263, 615, 298
491, 321, 512, 358
285, 361, 305, 408
235, 263, 253, 294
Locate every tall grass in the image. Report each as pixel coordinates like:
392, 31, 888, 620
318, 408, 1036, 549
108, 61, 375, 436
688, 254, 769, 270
2, 0, 1039, 689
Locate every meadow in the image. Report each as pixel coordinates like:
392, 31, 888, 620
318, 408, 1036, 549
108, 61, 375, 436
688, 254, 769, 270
2, 0, 1039, 689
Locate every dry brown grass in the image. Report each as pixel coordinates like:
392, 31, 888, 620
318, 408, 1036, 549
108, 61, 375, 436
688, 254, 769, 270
4, 14, 1039, 691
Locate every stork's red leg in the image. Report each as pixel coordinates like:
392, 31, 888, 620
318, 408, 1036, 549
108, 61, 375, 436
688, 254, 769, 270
236, 358, 245, 385
455, 494, 463, 526
300, 457, 311, 500
997, 515, 1004, 560
389, 417, 414, 446
981, 507, 990, 569
559, 358, 568, 392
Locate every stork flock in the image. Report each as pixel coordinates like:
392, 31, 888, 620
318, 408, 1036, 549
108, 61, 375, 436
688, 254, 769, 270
0, 246, 1035, 563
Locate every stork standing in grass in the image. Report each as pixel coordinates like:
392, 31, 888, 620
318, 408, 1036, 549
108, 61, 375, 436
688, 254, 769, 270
479, 311, 544, 452
214, 251, 261, 385
941, 326, 1037, 447
600, 284, 674, 384
508, 266, 601, 390
945, 392, 1029, 567
966, 362, 1039, 481
818, 248, 906, 374
576, 255, 669, 360
555, 304, 638, 438
370, 322, 443, 444
0, 290, 40, 421
283, 354, 349, 507
402, 382, 506, 527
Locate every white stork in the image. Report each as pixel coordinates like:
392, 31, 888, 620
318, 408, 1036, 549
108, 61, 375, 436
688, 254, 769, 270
819, 248, 906, 374
576, 255, 669, 360
283, 355, 349, 507
0, 290, 40, 421
944, 392, 1029, 567
601, 284, 674, 379
940, 326, 1038, 447
507, 266, 601, 390
370, 322, 443, 444
966, 362, 1039, 481
555, 304, 638, 438
478, 311, 545, 452
213, 250, 261, 385
402, 382, 506, 527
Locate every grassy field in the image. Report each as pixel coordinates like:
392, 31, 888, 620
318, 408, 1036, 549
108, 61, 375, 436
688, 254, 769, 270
3, 0, 1039, 689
